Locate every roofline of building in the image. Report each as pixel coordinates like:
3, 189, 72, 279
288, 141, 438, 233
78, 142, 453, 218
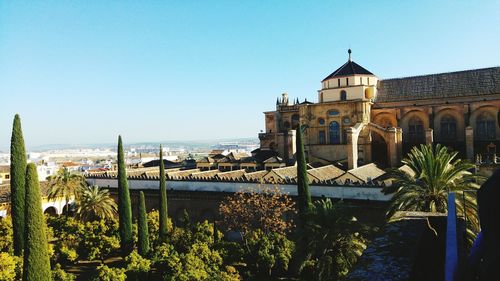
379, 66, 500, 82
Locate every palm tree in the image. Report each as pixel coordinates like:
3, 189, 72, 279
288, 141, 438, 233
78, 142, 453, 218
47, 168, 86, 215
301, 199, 366, 281
76, 185, 117, 221
383, 144, 482, 240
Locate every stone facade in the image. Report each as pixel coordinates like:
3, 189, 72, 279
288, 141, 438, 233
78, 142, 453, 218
259, 50, 500, 169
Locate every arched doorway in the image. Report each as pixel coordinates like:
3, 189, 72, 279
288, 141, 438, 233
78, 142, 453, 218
371, 131, 389, 168
44, 206, 58, 216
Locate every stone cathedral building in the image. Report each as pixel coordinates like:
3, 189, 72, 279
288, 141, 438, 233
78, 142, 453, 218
258, 50, 500, 169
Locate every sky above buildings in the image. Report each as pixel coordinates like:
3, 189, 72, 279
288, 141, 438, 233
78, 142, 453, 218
1, 1, 499, 149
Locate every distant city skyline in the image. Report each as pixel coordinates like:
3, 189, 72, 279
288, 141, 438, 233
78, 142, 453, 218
1, 1, 499, 147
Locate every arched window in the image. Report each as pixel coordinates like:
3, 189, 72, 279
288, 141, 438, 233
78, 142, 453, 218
291, 114, 300, 129
340, 90, 347, 101
440, 115, 457, 140
476, 112, 496, 140
329, 121, 340, 144
408, 116, 424, 143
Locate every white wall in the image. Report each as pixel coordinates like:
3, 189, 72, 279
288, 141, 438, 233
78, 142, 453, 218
87, 178, 392, 201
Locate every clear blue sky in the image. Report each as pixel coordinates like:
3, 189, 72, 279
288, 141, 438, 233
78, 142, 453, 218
1, 1, 499, 148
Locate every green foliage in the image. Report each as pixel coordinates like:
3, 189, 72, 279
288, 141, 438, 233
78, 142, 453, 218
47, 216, 83, 265
293, 126, 312, 275
22, 163, 51, 281
47, 216, 119, 263
10, 114, 27, 256
151, 243, 182, 278
77, 185, 117, 221
137, 191, 150, 256
300, 199, 367, 281
384, 144, 481, 241
147, 210, 174, 248
151, 221, 241, 281
243, 230, 294, 278
0, 252, 17, 281
58, 245, 78, 264
0, 217, 13, 254
125, 250, 151, 281
90, 265, 127, 281
117, 135, 133, 255
159, 145, 169, 243
51, 264, 76, 281
79, 220, 120, 262
296, 126, 311, 214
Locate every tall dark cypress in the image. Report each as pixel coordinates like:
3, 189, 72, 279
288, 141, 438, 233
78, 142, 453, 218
158, 145, 168, 242
10, 114, 27, 256
117, 135, 133, 255
23, 164, 51, 281
292, 126, 313, 275
137, 191, 150, 256
296, 126, 312, 213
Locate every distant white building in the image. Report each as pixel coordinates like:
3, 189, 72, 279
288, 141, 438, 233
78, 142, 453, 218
36, 162, 59, 181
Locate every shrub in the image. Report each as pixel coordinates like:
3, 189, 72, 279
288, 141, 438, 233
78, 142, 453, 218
0, 252, 16, 281
58, 245, 78, 264
0, 218, 13, 254
90, 265, 126, 281
125, 250, 151, 280
51, 263, 76, 281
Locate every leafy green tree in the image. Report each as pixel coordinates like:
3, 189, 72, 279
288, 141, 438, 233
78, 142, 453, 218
22, 163, 51, 281
76, 185, 117, 221
10, 114, 27, 256
78, 220, 120, 262
46, 216, 83, 265
137, 191, 150, 256
383, 144, 481, 239
0, 217, 13, 254
90, 265, 127, 281
0, 252, 17, 281
159, 145, 169, 242
244, 230, 295, 278
117, 135, 133, 255
301, 199, 366, 281
47, 168, 86, 215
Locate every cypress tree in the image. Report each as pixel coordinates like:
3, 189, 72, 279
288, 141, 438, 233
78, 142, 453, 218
10, 114, 27, 256
296, 126, 311, 214
137, 191, 150, 256
23, 163, 51, 281
158, 145, 168, 242
117, 135, 133, 255
292, 126, 313, 275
